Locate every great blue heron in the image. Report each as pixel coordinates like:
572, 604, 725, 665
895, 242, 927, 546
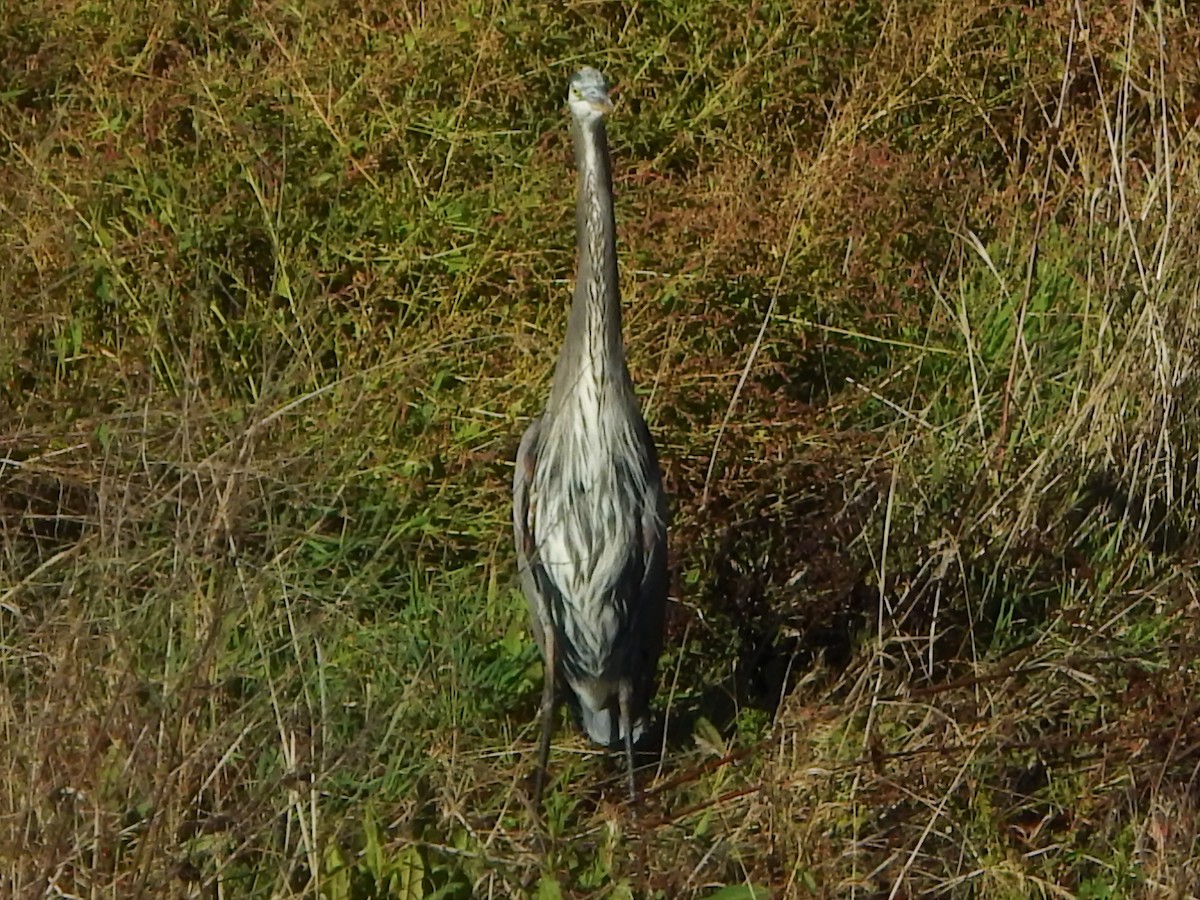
512, 67, 669, 804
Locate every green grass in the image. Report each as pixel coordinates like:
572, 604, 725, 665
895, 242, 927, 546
3, 0, 1200, 896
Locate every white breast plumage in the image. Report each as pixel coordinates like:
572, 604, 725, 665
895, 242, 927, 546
533, 380, 639, 614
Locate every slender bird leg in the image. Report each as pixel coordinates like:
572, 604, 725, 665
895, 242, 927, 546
618, 678, 636, 803
534, 628, 557, 810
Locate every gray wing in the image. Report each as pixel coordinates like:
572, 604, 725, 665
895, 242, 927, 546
513, 416, 549, 655
625, 424, 670, 712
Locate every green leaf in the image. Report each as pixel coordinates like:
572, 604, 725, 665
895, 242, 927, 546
320, 841, 351, 900
363, 805, 385, 880
390, 844, 425, 900
701, 886, 771, 900
536, 874, 564, 900
693, 716, 726, 756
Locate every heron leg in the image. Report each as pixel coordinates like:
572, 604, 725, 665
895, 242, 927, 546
618, 678, 636, 803
534, 628, 557, 810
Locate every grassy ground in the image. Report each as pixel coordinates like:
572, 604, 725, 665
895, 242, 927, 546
3, 0, 1200, 896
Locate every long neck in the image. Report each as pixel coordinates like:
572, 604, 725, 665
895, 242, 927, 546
549, 115, 629, 409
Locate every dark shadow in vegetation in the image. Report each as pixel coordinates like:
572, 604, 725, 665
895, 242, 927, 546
871, 545, 1066, 685
0, 459, 93, 566
663, 447, 880, 745
863, 445, 1200, 687
662, 443, 1163, 743
1075, 466, 1199, 558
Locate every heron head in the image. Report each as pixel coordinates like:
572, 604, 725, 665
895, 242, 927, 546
568, 67, 613, 123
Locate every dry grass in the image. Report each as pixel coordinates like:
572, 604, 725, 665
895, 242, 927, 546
2, 0, 1200, 897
